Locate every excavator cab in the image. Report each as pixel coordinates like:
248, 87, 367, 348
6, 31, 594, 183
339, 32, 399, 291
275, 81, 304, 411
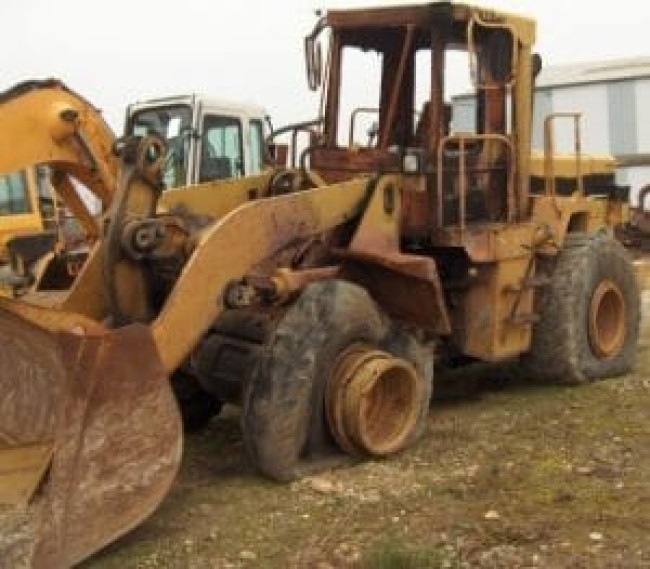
125, 95, 271, 189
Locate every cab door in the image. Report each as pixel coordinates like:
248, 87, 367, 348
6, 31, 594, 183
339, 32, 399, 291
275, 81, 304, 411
196, 112, 245, 184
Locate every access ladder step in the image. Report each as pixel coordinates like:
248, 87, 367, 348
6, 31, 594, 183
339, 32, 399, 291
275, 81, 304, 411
506, 313, 539, 326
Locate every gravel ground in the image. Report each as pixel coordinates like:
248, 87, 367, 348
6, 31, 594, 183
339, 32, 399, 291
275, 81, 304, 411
81, 295, 650, 569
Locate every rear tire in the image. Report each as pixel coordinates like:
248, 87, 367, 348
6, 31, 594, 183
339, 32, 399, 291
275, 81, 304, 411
523, 232, 640, 383
242, 280, 433, 481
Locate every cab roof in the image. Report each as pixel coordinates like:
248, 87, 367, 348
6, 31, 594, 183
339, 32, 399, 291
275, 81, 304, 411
325, 2, 536, 47
128, 94, 268, 122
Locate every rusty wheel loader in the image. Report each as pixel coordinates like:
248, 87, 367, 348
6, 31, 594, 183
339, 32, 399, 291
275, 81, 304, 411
0, 3, 642, 567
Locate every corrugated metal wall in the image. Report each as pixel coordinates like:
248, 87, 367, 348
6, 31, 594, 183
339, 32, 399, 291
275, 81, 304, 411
608, 80, 638, 155
532, 90, 552, 150
453, 77, 649, 153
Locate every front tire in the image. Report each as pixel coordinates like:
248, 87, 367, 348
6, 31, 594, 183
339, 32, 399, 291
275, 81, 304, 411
242, 280, 433, 481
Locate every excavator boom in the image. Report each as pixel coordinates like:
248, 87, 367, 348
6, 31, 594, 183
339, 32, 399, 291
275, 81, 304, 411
0, 79, 118, 240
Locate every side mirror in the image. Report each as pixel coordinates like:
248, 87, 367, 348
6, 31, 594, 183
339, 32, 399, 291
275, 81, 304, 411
305, 37, 323, 91
532, 53, 543, 79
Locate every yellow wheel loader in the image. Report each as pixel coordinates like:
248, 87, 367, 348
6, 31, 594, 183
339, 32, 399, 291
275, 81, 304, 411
0, 4, 643, 567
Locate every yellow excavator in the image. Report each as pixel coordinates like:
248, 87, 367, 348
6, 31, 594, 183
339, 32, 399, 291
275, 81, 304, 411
0, 81, 118, 301
0, 167, 90, 298
0, 4, 646, 568
0, 79, 294, 567
0, 168, 53, 291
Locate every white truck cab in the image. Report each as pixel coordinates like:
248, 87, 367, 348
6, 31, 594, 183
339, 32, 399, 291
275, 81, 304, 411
126, 95, 270, 189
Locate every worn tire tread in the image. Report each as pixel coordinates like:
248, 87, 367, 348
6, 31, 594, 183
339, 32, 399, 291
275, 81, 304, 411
524, 232, 640, 384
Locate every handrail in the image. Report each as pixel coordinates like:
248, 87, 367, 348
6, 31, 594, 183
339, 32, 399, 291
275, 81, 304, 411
266, 118, 323, 168
543, 112, 583, 197
436, 133, 515, 233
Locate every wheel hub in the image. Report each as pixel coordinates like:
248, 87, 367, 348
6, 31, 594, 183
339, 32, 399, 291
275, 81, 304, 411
325, 345, 422, 457
588, 279, 626, 359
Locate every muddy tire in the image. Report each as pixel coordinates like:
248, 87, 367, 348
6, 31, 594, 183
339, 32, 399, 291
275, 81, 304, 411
171, 371, 222, 432
242, 280, 433, 481
523, 232, 640, 383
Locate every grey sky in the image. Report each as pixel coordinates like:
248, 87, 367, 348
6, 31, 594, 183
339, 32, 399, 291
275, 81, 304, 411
3, 0, 648, 131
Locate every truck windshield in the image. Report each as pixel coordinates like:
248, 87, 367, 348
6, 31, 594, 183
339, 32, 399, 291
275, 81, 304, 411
129, 106, 192, 189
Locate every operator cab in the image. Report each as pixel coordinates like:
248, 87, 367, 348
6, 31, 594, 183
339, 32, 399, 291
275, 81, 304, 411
303, 2, 536, 242
125, 95, 270, 190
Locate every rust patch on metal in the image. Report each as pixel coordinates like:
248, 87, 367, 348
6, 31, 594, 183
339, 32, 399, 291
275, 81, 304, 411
325, 344, 421, 457
339, 252, 451, 334
336, 176, 451, 333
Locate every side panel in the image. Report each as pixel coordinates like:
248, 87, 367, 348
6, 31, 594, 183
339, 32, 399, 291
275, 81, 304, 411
551, 85, 609, 155
635, 78, 650, 152
608, 80, 638, 156
160, 172, 275, 219
531, 90, 552, 151
453, 257, 534, 361
530, 194, 626, 252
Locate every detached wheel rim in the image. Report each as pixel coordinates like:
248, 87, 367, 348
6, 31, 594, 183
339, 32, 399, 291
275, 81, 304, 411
588, 279, 626, 359
325, 345, 422, 457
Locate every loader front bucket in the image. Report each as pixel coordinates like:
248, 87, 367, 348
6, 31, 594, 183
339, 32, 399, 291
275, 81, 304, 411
0, 306, 182, 568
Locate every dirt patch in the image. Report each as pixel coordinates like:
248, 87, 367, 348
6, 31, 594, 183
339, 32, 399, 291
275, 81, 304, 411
81, 299, 650, 569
